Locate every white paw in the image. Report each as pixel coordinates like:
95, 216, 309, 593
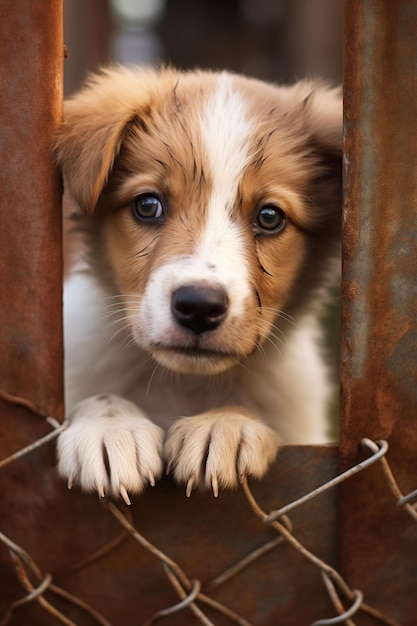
165, 408, 279, 496
57, 395, 164, 503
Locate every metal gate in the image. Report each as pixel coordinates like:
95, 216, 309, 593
0, 1, 416, 624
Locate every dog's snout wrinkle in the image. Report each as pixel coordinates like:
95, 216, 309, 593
171, 285, 228, 335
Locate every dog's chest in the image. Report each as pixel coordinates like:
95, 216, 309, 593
125, 373, 240, 429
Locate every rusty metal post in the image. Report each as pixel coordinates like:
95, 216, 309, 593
341, 0, 417, 621
0, 1, 64, 424
0, 0, 64, 612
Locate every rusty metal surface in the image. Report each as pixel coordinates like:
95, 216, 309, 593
0, 443, 339, 625
340, 0, 417, 622
0, 0, 64, 423
0, 0, 64, 618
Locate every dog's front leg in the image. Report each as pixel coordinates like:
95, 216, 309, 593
165, 408, 279, 497
57, 395, 164, 504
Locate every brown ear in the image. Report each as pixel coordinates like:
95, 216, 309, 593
300, 82, 343, 238
302, 83, 342, 155
56, 114, 132, 216
283, 82, 342, 309
55, 65, 176, 215
55, 70, 138, 215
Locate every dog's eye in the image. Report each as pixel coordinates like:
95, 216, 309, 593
255, 205, 286, 234
131, 194, 164, 222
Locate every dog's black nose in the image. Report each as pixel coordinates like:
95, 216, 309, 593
171, 285, 228, 335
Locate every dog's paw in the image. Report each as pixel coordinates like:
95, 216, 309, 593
57, 395, 164, 504
165, 407, 279, 497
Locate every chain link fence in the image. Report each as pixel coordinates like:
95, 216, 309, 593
0, 403, 416, 626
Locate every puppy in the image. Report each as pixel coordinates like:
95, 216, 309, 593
56, 65, 341, 504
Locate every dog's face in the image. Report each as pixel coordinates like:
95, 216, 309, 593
57, 66, 341, 376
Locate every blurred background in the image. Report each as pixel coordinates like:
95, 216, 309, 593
63, 0, 343, 96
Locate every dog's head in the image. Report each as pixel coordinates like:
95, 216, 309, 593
57, 65, 341, 376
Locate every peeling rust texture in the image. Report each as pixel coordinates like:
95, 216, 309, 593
0, 0, 64, 423
340, 0, 417, 621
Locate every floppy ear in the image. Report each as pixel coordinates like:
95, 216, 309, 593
281, 83, 342, 308
299, 82, 343, 237
56, 114, 132, 217
55, 65, 176, 215
55, 69, 138, 215
302, 83, 342, 155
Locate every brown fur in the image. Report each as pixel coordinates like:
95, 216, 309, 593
57, 65, 341, 337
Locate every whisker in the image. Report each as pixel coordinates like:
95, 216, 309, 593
255, 325, 283, 355
146, 363, 161, 396
260, 306, 295, 319
260, 335, 282, 354
104, 294, 141, 301
103, 304, 138, 312
103, 307, 140, 314
205, 372, 220, 392
107, 323, 134, 344
104, 299, 141, 305
257, 318, 286, 342
261, 307, 296, 325
103, 315, 134, 331
103, 304, 137, 310
101, 308, 136, 321
235, 358, 251, 373
257, 315, 285, 334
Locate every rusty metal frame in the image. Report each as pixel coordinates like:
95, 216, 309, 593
0, 0, 64, 423
0, 0, 416, 624
340, 1, 417, 620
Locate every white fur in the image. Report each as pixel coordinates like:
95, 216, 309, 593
134, 76, 253, 350
63, 268, 142, 412
57, 394, 164, 503
62, 270, 331, 499
196, 74, 254, 316
135, 219, 250, 352
199, 73, 254, 216
165, 410, 278, 497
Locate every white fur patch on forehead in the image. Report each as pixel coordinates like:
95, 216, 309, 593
199, 72, 255, 211
194, 73, 254, 296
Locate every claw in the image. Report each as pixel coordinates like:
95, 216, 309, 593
148, 473, 156, 487
211, 475, 219, 498
96, 484, 106, 499
119, 485, 131, 506
186, 478, 194, 498
67, 474, 74, 490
